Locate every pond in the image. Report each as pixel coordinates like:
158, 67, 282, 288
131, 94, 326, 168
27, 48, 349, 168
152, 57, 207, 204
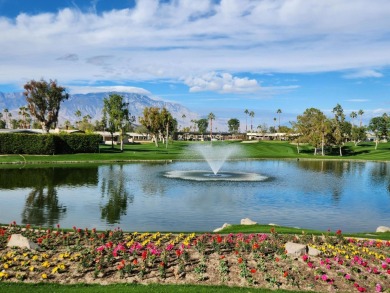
0, 160, 389, 232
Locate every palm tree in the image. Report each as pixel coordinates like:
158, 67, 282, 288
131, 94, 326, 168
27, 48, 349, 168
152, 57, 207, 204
208, 112, 215, 141
273, 117, 277, 132
75, 109, 82, 129
358, 109, 364, 127
3, 108, 8, 128
244, 109, 249, 132
249, 111, 255, 131
350, 111, 357, 127
181, 114, 186, 131
276, 109, 282, 131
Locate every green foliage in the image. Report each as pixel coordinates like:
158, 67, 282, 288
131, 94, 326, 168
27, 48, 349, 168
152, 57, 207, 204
0, 133, 101, 154
23, 79, 69, 133
227, 118, 240, 133
56, 133, 101, 154
196, 118, 208, 134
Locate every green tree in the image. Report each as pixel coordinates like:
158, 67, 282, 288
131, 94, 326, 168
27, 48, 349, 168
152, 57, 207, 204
350, 111, 357, 127
276, 109, 282, 130
196, 118, 208, 135
139, 107, 175, 147
3, 108, 9, 128
161, 108, 177, 149
331, 103, 346, 156
351, 126, 367, 146
23, 79, 69, 133
296, 108, 331, 156
75, 109, 82, 129
78, 115, 95, 133
249, 111, 255, 131
368, 114, 389, 150
358, 109, 364, 127
18, 106, 30, 129
0, 113, 5, 129
244, 109, 249, 132
208, 112, 215, 140
102, 94, 133, 151
227, 118, 240, 133
139, 107, 161, 147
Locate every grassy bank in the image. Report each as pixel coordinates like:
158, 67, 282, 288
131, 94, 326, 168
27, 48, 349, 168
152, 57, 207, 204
0, 140, 389, 165
0, 283, 308, 293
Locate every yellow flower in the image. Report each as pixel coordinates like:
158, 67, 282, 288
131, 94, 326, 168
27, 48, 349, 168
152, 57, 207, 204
42, 261, 50, 268
58, 263, 66, 270
3, 264, 8, 269
41, 273, 48, 279
32, 255, 39, 261
0, 271, 9, 279
29, 266, 35, 272
51, 267, 58, 274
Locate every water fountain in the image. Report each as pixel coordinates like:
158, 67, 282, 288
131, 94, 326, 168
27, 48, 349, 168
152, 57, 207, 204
164, 143, 268, 181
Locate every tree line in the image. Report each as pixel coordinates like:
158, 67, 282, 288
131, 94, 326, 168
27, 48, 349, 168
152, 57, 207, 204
1, 79, 389, 154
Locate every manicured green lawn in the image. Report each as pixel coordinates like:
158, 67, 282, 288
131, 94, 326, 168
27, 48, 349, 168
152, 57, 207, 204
0, 140, 389, 165
0, 283, 314, 293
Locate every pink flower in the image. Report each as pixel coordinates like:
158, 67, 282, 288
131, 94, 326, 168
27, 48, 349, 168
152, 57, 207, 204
382, 263, 388, 269
376, 284, 382, 292
96, 245, 105, 252
307, 262, 314, 269
345, 274, 351, 280
321, 274, 328, 281
386, 258, 390, 264
302, 255, 308, 262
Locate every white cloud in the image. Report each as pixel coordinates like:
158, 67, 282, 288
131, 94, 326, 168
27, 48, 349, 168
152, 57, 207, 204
346, 99, 369, 103
68, 85, 151, 95
184, 72, 260, 93
343, 69, 384, 79
0, 0, 390, 86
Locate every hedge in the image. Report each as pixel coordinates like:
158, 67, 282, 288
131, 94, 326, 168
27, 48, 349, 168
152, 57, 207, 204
0, 133, 102, 154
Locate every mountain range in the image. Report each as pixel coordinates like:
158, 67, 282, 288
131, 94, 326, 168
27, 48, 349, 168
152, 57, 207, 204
0, 91, 199, 129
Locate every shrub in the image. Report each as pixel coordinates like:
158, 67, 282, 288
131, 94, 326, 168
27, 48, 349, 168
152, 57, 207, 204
0, 133, 101, 154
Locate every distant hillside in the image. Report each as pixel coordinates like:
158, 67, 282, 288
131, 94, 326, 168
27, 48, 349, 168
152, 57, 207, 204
0, 91, 198, 128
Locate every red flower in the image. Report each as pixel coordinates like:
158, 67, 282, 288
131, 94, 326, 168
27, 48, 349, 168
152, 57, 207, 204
238, 257, 243, 264
220, 255, 225, 259
175, 250, 182, 257
275, 257, 280, 262
250, 268, 257, 274
336, 229, 342, 235
283, 271, 288, 277
217, 235, 223, 243
142, 250, 148, 260
132, 259, 138, 265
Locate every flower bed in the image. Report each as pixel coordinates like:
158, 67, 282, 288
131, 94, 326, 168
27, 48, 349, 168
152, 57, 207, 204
0, 223, 389, 292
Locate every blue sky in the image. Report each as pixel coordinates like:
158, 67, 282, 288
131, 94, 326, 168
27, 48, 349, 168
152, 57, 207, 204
0, 0, 389, 129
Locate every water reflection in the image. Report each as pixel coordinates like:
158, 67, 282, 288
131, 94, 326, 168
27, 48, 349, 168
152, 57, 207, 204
21, 185, 66, 226
100, 165, 134, 224
0, 161, 389, 232
0, 167, 99, 226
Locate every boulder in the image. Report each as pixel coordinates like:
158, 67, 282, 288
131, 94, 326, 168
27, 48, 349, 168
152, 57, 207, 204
285, 242, 307, 257
240, 218, 257, 225
213, 223, 231, 233
376, 226, 390, 233
308, 246, 321, 256
7, 234, 41, 250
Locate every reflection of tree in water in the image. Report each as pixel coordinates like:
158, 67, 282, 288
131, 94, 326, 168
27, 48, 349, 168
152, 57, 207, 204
369, 162, 390, 194
21, 181, 66, 227
296, 160, 351, 177
100, 165, 134, 224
